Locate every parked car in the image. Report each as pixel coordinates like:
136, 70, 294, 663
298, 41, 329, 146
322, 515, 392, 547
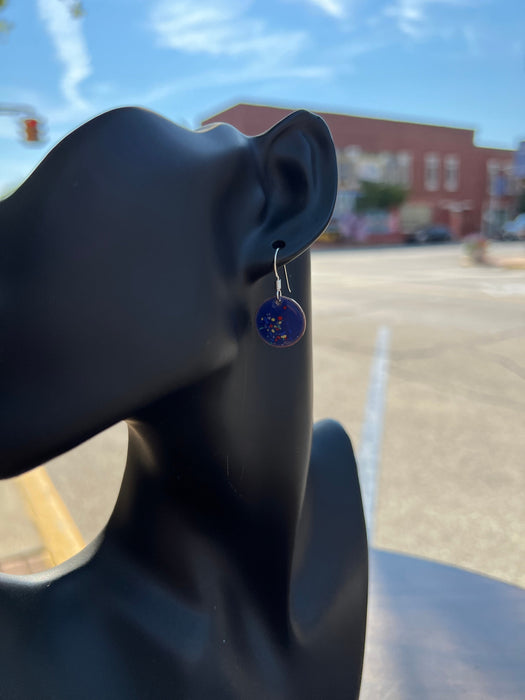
405, 225, 452, 244
501, 214, 525, 240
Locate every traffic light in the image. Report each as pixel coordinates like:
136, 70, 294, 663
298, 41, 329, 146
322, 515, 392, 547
23, 118, 40, 143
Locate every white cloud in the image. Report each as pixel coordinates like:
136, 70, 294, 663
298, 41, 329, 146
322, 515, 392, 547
306, 0, 347, 18
286, 0, 356, 19
151, 0, 307, 58
37, 0, 92, 109
129, 61, 334, 110
385, 0, 475, 39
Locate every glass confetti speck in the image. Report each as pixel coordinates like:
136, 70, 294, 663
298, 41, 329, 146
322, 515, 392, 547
256, 296, 306, 348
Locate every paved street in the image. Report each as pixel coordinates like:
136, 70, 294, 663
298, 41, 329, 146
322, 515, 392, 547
312, 242, 525, 588
2, 242, 524, 588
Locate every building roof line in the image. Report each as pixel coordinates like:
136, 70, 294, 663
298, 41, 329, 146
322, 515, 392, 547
203, 101, 478, 136
473, 144, 515, 153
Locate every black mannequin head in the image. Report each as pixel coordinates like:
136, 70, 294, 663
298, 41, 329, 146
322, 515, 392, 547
0, 107, 337, 477
0, 108, 368, 700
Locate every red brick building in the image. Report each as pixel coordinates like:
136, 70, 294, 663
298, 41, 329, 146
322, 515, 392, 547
202, 103, 516, 241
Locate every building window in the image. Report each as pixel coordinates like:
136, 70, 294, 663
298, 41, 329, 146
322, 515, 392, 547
383, 152, 397, 184
487, 160, 509, 197
504, 161, 516, 195
424, 153, 440, 191
487, 159, 499, 195
397, 151, 412, 187
338, 145, 361, 189
444, 155, 459, 192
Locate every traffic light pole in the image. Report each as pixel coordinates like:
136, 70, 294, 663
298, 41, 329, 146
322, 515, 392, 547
0, 103, 37, 118
0, 103, 43, 142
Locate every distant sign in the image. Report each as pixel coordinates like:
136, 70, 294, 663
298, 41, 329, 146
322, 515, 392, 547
515, 141, 525, 179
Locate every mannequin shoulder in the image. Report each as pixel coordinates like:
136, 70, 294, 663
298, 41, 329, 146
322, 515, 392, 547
310, 419, 358, 475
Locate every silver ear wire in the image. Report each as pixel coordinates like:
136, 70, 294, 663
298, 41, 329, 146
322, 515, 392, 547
256, 246, 306, 348
273, 247, 292, 302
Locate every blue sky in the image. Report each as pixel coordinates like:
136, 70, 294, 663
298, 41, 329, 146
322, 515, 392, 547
1, 0, 524, 193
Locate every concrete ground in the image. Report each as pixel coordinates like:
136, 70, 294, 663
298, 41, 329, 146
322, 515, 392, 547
312, 241, 525, 588
1, 241, 524, 588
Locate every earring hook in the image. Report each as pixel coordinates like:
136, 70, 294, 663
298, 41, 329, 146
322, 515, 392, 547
256, 246, 306, 347
273, 247, 292, 302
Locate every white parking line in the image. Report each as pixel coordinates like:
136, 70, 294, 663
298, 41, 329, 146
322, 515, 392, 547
357, 325, 391, 545
481, 283, 525, 297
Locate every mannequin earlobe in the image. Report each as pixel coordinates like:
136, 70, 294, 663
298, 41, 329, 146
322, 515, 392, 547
242, 110, 338, 282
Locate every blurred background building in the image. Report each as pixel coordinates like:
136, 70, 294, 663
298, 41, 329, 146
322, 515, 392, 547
203, 103, 518, 245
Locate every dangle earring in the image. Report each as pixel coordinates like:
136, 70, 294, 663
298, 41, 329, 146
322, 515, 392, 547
256, 246, 306, 348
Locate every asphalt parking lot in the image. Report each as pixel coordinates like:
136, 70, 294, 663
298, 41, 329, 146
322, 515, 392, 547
312, 242, 525, 587
2, 242, 524, 588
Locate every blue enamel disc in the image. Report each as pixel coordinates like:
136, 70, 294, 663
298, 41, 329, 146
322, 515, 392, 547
256, 296, 306, 347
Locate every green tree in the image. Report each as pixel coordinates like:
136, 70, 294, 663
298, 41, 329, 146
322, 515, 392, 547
0, 0, 85, 37
0, 0, 13, 36
354, 180, 409, 213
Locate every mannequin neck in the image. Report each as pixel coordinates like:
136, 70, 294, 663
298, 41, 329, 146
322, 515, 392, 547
104, 376, 310, 624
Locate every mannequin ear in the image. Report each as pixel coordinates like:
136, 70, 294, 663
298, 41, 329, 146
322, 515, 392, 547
242, 110, 337, 282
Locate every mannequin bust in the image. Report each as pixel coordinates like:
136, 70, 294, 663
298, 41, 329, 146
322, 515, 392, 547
0, 107, 368, 699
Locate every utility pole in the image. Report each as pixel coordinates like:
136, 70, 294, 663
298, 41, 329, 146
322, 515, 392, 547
515, 141, 525, 213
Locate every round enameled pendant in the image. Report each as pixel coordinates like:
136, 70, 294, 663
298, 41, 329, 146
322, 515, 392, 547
256, 296, 306, 347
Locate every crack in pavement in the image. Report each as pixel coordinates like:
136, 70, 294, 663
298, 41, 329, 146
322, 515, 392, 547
476, 350, 525, 383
